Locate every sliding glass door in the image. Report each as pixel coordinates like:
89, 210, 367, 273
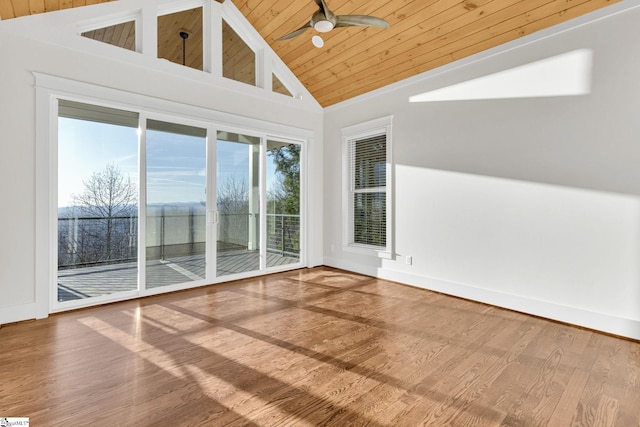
55, 99, 303, 310
145, 119, 208, 289
57, 101, 140, 302
266, 140, 301, 268
215, 135, 303, 277
216, 131, 261, 277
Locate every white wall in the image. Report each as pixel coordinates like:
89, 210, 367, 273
324, 2, 640, 339
0, 3, 323, 323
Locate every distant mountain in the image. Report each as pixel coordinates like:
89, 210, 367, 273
58, 202, 206, 218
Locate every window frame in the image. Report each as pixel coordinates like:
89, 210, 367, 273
78, 13, 141, 53
34, 73, 311, 318
341, 116, 393, 258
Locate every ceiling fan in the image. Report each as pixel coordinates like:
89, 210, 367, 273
276, 0, 390, 42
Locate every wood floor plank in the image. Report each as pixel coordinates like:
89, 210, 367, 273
1, 266, 639, 426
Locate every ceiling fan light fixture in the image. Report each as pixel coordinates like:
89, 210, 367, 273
312, 35, 324, 48
276, 0, 390, 41
313, 19, 334, 33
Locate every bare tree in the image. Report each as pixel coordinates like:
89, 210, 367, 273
70, 163, 137, 263
216, 176, 249, 250
267, 174, 286, 214
217, 175, 248, 214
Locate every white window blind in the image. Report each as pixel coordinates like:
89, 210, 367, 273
348, 133, 387, 248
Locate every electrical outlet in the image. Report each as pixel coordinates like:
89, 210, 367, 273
406, 256, 412, 265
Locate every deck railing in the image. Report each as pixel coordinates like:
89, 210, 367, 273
266, 214, 300, 257
58, 211, 300, 268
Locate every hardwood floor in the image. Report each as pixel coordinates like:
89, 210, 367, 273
1, 267, 639, 426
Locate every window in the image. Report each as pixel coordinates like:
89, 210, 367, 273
57, 100, 140, 302
36, 72, 311, 317
157, 7, 204, 70
272, 74, 293, 97
222, 20, 255, 86
343, 116, 392, 256
82, 20, 136, 52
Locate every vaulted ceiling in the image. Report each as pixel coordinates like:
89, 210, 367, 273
1, 0, 620, 107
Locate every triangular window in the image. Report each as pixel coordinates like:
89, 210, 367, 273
157, 7, 203, 70
56, 1, 311, 104
272, 74, 293, 97
222, 20, 255, 86
82, 20, 136, 52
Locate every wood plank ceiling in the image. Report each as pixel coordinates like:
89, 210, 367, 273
1, 0, 621, 107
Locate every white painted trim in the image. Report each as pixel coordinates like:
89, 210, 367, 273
301, 138, 310, 267
140, 2, 157, 57
325, 0, 640, 113
210, 5, 223, 77
323, 257, 379, 278
76, 9, 140, 35
138, 113, 148, 292
0, 304, 37, 325
202, 0, 213, 74
340, 116, 393, 137
256, 48, 266, 89
323, 257, 640, 341
206, 124, 217, 281
53, 290, 140, 313
259, 136, 267, 270
156, 0, 205, 17
34, 86, 55, 319
134, 9, 144, 54
34, 73, 315, 138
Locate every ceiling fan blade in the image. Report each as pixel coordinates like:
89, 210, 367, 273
335, 15, 390, 29
276, 24, 311, 41
313, 0, 333, 19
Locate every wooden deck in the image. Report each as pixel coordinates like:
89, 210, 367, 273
2, 266, 639, 426
58, 250, 299, 302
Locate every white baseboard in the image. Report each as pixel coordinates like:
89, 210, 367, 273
0, 303, 36, 326
5, 261, 640, 341
323, 256, 380, 277
323, 257, 640, 341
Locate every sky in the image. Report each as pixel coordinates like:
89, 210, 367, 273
58, 117, 278, 208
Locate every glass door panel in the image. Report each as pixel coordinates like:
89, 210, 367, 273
145, 120, 207, 288
57, 100, 139, 302
56, 101, 305, 312
266, 140, 301, 268
216, 131, 261, 277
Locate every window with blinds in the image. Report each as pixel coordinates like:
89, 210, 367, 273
348, 133, 387, 248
